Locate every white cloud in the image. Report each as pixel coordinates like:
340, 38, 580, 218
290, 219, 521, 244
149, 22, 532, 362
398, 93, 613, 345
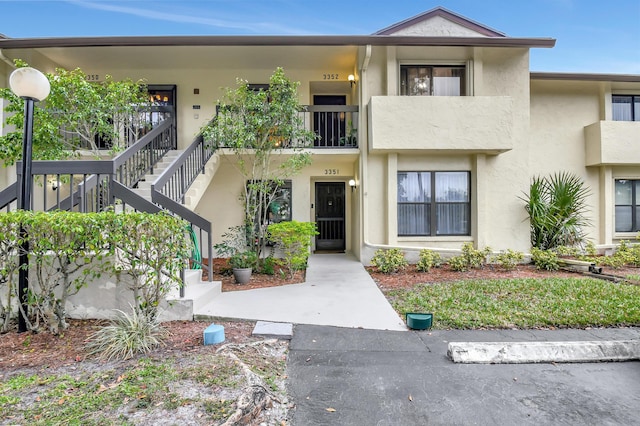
64, 0, 313, 34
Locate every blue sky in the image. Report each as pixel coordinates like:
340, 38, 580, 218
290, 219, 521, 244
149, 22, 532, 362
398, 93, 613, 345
0, 0, 639, 73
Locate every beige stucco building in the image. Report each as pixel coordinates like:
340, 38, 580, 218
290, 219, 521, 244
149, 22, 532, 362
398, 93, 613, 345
1, 7, 639, 263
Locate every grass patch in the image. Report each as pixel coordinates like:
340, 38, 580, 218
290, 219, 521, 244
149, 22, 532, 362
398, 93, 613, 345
1, 358, 209, 425
388, 277, 640, 329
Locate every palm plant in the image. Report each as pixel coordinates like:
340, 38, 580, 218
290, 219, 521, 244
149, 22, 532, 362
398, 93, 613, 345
522, 172, 590, 250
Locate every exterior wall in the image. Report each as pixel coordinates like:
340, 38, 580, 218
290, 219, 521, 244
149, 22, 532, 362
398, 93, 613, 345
194, 151, 359, 253
360, 45, 533, 259
390, 16, 490, 37
529, 80, 606, 244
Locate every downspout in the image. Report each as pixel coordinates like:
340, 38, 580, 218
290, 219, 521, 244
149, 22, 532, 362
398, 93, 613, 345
359, 45, 372, 259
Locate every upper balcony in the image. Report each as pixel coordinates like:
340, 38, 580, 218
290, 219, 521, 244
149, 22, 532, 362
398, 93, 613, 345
212, 104, 359, 152
369, 96, 514, 154
585, 121, 640, 166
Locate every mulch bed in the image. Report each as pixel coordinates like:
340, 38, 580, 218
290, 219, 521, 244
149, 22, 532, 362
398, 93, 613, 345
202, 257, 305, 291
0, 319, 257, 371
368, 263, 638, 292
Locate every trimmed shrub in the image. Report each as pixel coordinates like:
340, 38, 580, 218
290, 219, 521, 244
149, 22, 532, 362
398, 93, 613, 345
267, 221, 318, 278
531, 248, 560, 271
448, 243, 491, 272
416, 249, 442, 272
370, 248, 408, 274
492, 249, 525, 271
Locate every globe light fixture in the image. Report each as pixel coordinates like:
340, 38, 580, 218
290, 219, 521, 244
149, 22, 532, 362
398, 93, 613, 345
9, 66, 50, 333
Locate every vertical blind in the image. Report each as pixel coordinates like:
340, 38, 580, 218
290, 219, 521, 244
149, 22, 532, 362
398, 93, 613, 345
398, 171, 470, 236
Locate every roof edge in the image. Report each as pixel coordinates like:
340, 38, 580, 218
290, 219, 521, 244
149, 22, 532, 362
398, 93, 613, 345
0, 34, 555, 49
531, 71, 640, 83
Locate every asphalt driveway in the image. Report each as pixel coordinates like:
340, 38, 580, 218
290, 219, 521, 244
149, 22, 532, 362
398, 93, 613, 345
286, 325, 640, 425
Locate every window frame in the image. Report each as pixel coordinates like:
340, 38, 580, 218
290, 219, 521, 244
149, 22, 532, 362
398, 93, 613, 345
615, 178, 640, 233
397, 171, 471, 237
399, 63, 467, 97
246, 179, 293, 227
612, 94, 640, 121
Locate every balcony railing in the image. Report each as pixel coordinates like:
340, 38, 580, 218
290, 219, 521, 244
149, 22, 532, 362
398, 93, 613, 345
303, 105, 359, 148
213, 105, 359, 149
59, 106, 173, 152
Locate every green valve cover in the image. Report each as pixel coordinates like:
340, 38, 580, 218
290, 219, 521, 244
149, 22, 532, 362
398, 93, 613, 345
406, 313, 433, 330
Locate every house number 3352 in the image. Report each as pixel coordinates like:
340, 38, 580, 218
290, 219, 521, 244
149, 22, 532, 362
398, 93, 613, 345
324, 169, 339, 175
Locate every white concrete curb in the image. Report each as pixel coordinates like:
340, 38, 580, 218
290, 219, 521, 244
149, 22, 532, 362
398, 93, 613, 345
447, 340, 640, 364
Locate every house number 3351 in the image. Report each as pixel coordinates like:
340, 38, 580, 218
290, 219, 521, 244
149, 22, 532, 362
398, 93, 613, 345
324, 169, 339, 175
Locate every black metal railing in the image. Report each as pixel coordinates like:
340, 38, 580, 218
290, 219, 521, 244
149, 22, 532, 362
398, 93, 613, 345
151, 126, 216, 278
113, 119, 175, 189
212, 105, 359, 149
2, 112, 213, 284
153, 131, 216, 204
59, 106, 173, 152
303, 105, 359, 148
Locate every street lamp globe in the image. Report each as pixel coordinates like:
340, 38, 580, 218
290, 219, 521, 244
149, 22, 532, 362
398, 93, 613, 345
9, 67, 50, 101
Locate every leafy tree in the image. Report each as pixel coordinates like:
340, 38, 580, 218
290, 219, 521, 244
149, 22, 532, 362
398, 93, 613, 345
202, 68, 314, 262
522, 172, 591, 250
0, 60, 149, 164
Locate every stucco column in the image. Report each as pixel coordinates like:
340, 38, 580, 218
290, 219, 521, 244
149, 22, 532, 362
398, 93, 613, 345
386, 46, 397, 96
473, 154, 487, 248
600, 166, 613, 244
387, 153, 398, 245
471, 48, 482, 95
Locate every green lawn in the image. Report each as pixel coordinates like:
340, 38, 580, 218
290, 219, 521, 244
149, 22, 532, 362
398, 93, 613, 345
387, 277, 640, 329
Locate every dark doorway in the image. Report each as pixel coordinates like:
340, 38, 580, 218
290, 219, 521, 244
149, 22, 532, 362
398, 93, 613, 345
148, 84, 177, 134
315, 182, 346, 251
313, 95, 346, 148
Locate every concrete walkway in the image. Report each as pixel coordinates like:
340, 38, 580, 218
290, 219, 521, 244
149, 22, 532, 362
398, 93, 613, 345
196, 253, 406, 331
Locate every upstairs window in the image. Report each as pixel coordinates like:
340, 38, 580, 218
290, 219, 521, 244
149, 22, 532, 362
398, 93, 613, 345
400, 65, 466, 96
612, 95, 640, 121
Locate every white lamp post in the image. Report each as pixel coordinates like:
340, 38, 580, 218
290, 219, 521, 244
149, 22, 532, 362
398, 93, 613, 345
9, 67, 50, 333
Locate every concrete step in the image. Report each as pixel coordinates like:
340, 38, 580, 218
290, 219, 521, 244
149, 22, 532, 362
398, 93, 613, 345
131, 187, 152, 200
162, 268, 222, 321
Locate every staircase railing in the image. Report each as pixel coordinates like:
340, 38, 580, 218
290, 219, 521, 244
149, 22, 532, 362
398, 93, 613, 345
152, 132, 216, 204
112, 119, 175, 189
1, 114, 214, 285
151, 127, 217, 279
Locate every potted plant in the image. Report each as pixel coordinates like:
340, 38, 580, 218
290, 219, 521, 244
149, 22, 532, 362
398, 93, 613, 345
229, 250, 258, 284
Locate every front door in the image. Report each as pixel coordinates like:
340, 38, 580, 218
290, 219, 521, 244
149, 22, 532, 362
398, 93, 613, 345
315, 182, 346, 251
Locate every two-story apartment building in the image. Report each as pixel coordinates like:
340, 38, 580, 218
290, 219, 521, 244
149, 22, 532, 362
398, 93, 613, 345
1, 7, 639, 263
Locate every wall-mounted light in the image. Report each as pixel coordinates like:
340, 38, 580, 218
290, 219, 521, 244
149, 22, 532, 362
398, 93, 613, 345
348, 179, 357, 192
348, 74, 356, 88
